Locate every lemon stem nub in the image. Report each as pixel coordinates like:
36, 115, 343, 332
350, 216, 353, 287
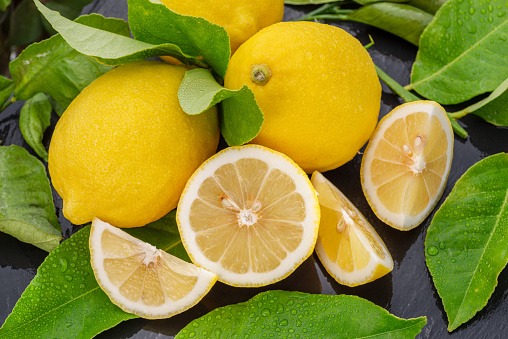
251, 64, 272, 85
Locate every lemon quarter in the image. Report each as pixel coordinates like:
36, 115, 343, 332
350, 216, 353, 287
89, 218, 216, 319
361, 101, 453, 230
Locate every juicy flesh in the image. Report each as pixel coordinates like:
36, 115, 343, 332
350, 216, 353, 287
314, 178, 386, 273
189, 158, 306, 274
101, 230, 199, 306
371, 112, 448, 216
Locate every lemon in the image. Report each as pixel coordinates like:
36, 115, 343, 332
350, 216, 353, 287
48, 61, 220, 228
89, 218, 216, 319
361, 101, 453, 230
176, 145, 320, 287
311, 171, 393, 287
160, 0, 284, 55
224, 21, 381, 173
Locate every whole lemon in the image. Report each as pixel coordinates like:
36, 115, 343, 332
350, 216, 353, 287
224, 21, 381, 173
160, 0, 284, 55
48, 61, 220, 228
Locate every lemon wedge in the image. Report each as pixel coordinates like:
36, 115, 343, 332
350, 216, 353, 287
311, 171, 393, 287
89, 218, 216, 319
361, 101, 453, 230
177, 145, 320, 287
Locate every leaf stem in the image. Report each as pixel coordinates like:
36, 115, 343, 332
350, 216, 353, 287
295, 2, 342, 21
375, 65, 468, 138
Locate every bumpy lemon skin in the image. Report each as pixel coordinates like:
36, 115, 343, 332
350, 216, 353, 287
49, 61, 220, 228
160, 0, 284, 55
224, 21, 381, 173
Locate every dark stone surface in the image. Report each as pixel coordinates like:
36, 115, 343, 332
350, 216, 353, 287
1, 1, 507, 338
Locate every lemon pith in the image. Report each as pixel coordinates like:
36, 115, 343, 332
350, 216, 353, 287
361, 101, 454, 230
89, 218, 217, 319
311, 172, 393, 287
177, 145, 320, 287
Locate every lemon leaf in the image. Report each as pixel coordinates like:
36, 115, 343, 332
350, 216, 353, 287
408, 0, 508, 104
0, 75, 13, 110
178, 68, 264, 146
128, 0, 230, 78
18, 93, 52, 161
425, 153, 508, 331
0, 210, 189, 338
0, 146, 61, 252
176, 290, 427, 338
9, 14, 126, 114
34, 0, 196, 67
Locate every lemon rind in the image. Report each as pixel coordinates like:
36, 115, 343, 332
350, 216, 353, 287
176, 144, 320, 287
90, 218, 217, 319
361, 101, 454, 231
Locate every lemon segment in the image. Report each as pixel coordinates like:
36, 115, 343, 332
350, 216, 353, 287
177, 145, 320, 287
311, 172, 393, 287
361, 101, 454, 230
89, 219, 217, 319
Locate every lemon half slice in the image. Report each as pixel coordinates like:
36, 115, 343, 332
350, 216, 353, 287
361, 101, 453, 230
311, 171, 393, 287
89, 218, 216, 319
177, 145, 320, 287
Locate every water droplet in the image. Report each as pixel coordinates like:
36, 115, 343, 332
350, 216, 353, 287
79, 283, 85, 289
261, 308, 271, 317
59, 258, 68, 272
296, 320, 302, 327
277, 303, 284, 314
188, 331, 196, 338
66, 322, 73, 328
488, 4, 494, 12
498, 11, 506, 17
451, 259, 456, 263
469, 7, 476, 14
279, 319, 288, 326
65, 275, 73, 281
427, 246, 439, 256
457, 19, 464, 26
468, 24, 477, 34
80, 259, 88, 266
439, 242, 446, 250
287, 299, 294, 306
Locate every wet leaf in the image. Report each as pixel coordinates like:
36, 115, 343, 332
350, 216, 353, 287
426, 153, 508, 331
19, 93, 52, 161
0, 75, 13, 110
176, 290, 427, 338
0, 146, 61, 252
408, 0, 508, 104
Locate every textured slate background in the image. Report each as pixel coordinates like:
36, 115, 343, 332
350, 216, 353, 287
1, 1, 507, 338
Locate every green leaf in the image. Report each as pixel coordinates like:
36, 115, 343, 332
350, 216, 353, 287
220, 88, 264, 146
128, 0, 230, 78
19, 93, 52, 161
449, 77, 508, 126
8, 0, 43, 46
34, 0, 199, 67
10, 14, 127, 113
178, 68, 264, 146
124, 210, 190, 262
41, 0, 95, 34
342, 3, 433, 46
176, 290, 427, 338
0, 0, 11, 11
0, 75, 13, 109
408, 0, 448, 14
425, 153, 508, 331
0, 145, 61, 252
408, 0, 508, 104
0, 211, 189, 338
0, 226, 136, 339
284, 0, 338, 4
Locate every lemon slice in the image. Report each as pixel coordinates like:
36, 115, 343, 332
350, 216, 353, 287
361, 101, 453, 230
177, 145, 320, 287
311, 171, 393, 287
89, 218, 217, 319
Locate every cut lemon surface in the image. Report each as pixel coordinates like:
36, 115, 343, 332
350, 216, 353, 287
89, 218, 217, 319
177, 145, 320, 287
311, 171, 393, 287
361, 101, 453, 230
